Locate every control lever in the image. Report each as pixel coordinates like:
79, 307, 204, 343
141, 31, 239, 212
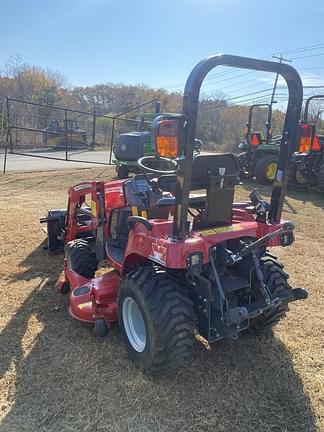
224, 221, 295, 265
249, 189, 270, 222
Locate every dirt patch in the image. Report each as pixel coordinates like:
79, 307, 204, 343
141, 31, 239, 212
0, 168, 323, 432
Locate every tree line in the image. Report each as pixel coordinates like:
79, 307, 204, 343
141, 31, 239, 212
0, 55, 285, 151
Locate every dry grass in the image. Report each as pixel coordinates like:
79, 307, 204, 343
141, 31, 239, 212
0, 167, 323, 432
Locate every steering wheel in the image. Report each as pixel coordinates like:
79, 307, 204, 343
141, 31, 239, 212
137, 156, 178, 174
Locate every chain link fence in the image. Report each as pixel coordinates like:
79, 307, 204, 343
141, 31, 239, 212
2, 97, 157, 173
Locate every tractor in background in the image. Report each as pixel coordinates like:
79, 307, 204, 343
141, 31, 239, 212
289, 94, 324, 191
238, 103, 281, 184
113, 101, 202, 179
113, 101, 162, 179
43, 119, 89, 150
41, 54, 307, 376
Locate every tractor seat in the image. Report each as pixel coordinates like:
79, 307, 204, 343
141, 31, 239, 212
158, 153, 241, 228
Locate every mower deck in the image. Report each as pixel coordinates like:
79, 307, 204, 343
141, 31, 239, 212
65, 267, 120, 324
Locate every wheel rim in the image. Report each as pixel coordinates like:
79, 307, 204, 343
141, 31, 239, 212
266, 162, 277, 180
122, 297, 146, 352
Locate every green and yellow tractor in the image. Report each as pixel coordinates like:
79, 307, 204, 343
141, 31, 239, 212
238, 103, 281, 184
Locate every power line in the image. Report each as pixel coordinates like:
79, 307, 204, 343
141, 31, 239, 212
198, 88, 273, 108
202, 65, 324, 95
290, 52, 324, 60
199, 90, 324, 109
201, 61, 323, 94
231, 94, 273, 104
163, 55, 272, 90
274, 43, 324, 56
200, 75, 272, 95
199, 93, 274, 109
198, 85, 324, 109
298, 66, 324, 70
164, 44, 324, 91
227, 87, 274, 101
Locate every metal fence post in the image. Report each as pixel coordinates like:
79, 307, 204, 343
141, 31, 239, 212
91, 108, 96, 150
64, 109, 68, 161
0, 103, 4, 149
109, 117, 115, 164
6, 98, 13, 154
3, 126, 10, 174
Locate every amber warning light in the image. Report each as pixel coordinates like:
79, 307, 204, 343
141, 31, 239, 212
156, 120, 179, 158
298, 124, 315, 153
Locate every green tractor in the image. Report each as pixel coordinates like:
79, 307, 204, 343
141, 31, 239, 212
114, 103, 202, 179
238, 103, 281, 184
113, 102, 164, 179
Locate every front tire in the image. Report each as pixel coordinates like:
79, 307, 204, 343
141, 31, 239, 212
255, 154, 278, 185
118, 267, 195, 376
65, 239, 98, 279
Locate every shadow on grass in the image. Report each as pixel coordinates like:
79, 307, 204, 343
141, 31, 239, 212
0, 242, 318, 432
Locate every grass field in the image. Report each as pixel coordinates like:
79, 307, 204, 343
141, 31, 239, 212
0, 167, 323, 432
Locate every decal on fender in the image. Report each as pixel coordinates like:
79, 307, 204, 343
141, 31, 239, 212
200, 224, 244, 237
149, 241, 167, 265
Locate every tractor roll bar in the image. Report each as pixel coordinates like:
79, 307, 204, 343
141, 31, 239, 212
248, 104, 271, 126
172, 54, 303, 238
304, 94, 324, 122
247, 103, 272, 143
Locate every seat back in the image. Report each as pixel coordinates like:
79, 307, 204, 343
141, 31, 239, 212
158, 153, 240, 228
191, 153, 240, 227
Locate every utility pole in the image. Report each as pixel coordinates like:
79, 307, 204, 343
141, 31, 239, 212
271, 54, 292, 107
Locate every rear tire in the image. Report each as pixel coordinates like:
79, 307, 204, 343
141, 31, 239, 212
65, 239, 98, 279
290, 162, 312, 187
317, 164, 324, 193
249, 256, 291, 334
118, 266, 195, 376
255, 154, 278, 185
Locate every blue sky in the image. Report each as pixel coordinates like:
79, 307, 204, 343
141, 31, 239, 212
1, 0, 324, 103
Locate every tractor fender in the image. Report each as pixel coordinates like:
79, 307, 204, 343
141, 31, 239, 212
254, 148, 279, 158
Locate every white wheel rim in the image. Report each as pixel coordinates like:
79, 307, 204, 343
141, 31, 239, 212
122, 297, 146, 352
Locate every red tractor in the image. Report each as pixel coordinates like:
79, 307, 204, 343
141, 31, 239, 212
289, 94, 324, 191
42, 54, 307, 375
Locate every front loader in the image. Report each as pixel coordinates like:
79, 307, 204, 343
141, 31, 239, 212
42, 54, 307, 375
